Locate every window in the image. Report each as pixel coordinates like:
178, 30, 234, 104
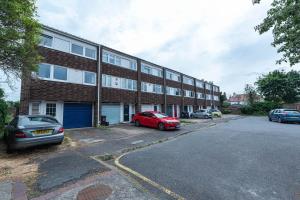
141, 82, 163, 94
85, 48, 96, 59
53, 37, 70, 52
184, 90, 195, 98
46, 103, 56, 117
206, 84, 212, 90
166, 71, 181, 82
183, 76, 194, 85
197, 93, 205, 99
84, 72, 96, 85
214, 96, 219, 101
31, 102, 40, 115
53, 66, 67, 81
102, 50, 137, 71
102, 74, 136, 91
166, 87, 181, 96
102, 52, 109, 62
40, 34, 53, 47
141, 63, 163, 77
196, 80, 204, 88
38, 63, 51, 79
71, 43, 84, 55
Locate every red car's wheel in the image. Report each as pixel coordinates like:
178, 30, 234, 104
158, 123, 165, 131
135, 120, 140, 127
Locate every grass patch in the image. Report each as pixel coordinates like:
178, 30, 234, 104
96, 154, 114, 161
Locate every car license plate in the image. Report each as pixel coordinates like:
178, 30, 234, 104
32, 129, 52, 135
176, 125, 180, 128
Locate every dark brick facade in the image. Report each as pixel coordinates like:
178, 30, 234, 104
20, 27, 221, 126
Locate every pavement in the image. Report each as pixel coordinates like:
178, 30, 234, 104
119, 117, 300, 200
0, 114, 241, 199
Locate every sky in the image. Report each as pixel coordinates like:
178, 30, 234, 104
2, 0, 300, 101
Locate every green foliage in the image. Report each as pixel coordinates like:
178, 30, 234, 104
255, 0, 300, 66
220, 92, 228, 108
222, 109, 232, 114
256, 70, 300, 103
0, 0, 41, 80
0, 88, 8, 139
244, 84, 258, 105
241, 101, 282, 115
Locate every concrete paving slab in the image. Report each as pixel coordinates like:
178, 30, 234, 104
0, 181, 12, 200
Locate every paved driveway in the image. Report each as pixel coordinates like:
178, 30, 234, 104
120, 117, 300, 200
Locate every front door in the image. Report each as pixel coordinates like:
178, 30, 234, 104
124, 104, 130, 122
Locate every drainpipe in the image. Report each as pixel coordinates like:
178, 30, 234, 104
163, 68, 167, 113
97, 45, 103, 126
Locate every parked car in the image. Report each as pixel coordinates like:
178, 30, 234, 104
190, 109, 212, 119
132, 111, 180, 130
269, 109, 300, 123
4, 115, 64, 153
209, 109, 222, 117
180, 111, 190, 119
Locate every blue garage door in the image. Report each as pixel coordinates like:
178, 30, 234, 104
63, 103, 92, 129
102, 104, 120, 125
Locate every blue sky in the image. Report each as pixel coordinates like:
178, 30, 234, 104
2, 0, 300, 101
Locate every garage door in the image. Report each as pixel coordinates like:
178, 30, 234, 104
102, 104, 121, 125
63, 103, 92, 129
141, 104, 154, 112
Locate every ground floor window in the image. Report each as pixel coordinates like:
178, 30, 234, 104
46, 103, 56, 117
31, 102, 40, 115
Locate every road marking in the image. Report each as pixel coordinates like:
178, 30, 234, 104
115, 154, 186, 200
131, 140, 144, 145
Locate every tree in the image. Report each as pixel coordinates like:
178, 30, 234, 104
0, 88, 8, 136
220, 92, 228, 107
244, 84, 258, 105
0, 0, 41, 82
254, 0, 300, 66
255, 70, 300, 103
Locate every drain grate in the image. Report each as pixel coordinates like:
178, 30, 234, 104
77, 184, 112, 200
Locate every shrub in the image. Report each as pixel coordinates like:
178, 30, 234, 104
241, 101, 282, 115
222, 109, 231, 114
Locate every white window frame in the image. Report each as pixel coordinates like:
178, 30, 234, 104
102, 50, 137, 71
183, 76, 194, 85
40, 34, 53, 47
53, 65, 68, 82
102, 74, 137, 91
141, 63, 163, 78
196, 80, 204, 88
83, 71, 96, 86
166, 71, 181, 82
166, 87, 181, 96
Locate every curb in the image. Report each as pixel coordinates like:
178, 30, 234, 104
115, 154, 185, 200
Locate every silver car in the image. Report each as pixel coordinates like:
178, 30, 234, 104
190, 109, 212, 119
4, 115, 64, 153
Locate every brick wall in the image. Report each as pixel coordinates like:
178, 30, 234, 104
141, 93, 164, 104
101, 88, 137, 104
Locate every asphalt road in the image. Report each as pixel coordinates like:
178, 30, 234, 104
120, 117, 300, 200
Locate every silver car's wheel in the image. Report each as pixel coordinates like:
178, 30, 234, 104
278, 117, 283, 123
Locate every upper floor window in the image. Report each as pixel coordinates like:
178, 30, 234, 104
85, 48, 96, 59
53, 66, 67, 81
196, 80, 204, 88
214, 95, 219, 101
40, 34, 53, 47
141, 63, 163, 77
166, 71, 181, 82
71, 43, 84, 55
36, 63, 96, 86
213, 86, 219, 92
39, 32, 97, 60
166, 87, 181, 96
183, 76, 194, 85
84, 71, 96, 85
206, 84, 212, 90
197, 92, 205, 99
102, 74, 137, 91
38, 63, 51, 79
206, 94, 212, 100
102, 50, 137, 71
184, 90, 195, 98
141, 82, 163, 94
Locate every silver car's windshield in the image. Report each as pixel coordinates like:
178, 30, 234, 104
19, 116, 58, 126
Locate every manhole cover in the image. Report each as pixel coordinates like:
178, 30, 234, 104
77, 184, 112, 200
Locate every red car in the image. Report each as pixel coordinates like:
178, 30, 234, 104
132, 111, 180, 130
